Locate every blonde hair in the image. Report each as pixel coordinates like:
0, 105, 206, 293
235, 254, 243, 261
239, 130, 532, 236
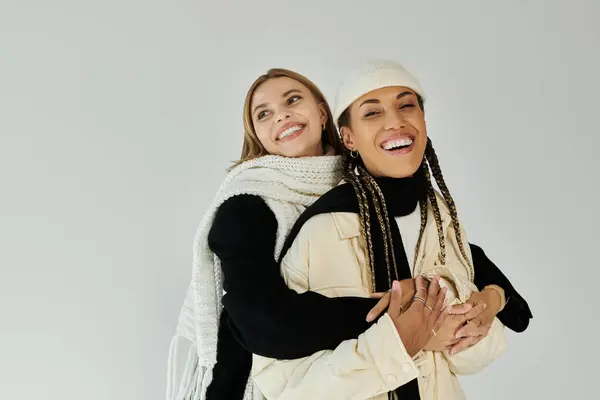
232, 68, 343, 169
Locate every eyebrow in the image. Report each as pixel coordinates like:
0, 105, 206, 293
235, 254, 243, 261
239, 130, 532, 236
358, 91, 413, 108
253, 89, 303, 116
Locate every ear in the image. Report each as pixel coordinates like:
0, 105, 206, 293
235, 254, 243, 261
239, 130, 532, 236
339, 126, 355, 151
317, 102, 328, 126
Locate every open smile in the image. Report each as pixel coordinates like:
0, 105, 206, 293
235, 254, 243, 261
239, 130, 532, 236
277, 124, 306, 142
380, 135, 415, 155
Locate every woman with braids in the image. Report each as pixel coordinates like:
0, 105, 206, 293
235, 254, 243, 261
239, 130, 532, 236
169, 64, 531, 400
249, 60, 522, 400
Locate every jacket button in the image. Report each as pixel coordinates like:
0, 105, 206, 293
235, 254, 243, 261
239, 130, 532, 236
386, 374, 397, 383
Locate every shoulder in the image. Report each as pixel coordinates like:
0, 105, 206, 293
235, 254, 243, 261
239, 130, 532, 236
292, 181, 358, 236
209, 195, 277, 250
293, 212, 360, 249
278, 183, 359, 260
213, 195, 274, 226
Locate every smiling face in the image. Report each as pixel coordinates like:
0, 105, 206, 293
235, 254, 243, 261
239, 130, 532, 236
339, 86, 427, 178
250, 76, 327, 158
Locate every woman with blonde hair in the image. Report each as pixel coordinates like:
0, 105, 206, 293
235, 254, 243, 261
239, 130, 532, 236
168, 66, 531, 400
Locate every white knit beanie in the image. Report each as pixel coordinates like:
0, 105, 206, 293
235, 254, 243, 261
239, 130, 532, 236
332, 59, 425, 126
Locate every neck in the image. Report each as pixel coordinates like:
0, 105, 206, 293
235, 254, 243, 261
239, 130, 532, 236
351, 164, 428, 217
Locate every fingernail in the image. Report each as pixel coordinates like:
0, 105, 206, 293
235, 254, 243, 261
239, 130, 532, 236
393, 281, 399, 291
366, 313, 373, 322
482, 303, 487, 309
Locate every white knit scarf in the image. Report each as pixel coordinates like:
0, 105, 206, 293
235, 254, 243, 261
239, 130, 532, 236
167, 154, 343, 400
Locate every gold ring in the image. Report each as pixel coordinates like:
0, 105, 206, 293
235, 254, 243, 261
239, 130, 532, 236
413, 297, 426, 306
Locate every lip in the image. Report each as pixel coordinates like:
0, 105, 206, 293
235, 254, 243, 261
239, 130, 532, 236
379, 133, 416, 155
276, 122, 306, 142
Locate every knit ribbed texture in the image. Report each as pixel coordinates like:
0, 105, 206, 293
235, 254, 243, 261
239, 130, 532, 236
332, 59, 426, 125
167, 155, 344, 400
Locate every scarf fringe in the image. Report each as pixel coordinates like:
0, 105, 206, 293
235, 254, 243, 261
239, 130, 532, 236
167, 334, 255, 400
167, 336, 201, 400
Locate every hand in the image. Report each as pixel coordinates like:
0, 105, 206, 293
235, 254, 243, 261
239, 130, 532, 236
422, 302, 484, 352
448, 287, 503, 355
366, 278, 415, 322
388, 276, 448, 357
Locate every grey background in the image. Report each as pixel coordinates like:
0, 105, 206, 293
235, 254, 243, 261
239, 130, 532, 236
1, 0, 598, 399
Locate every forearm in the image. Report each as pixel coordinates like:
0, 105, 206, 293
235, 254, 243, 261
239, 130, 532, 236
223, 285, 377, 359
252, 314, 418, 400
210, 195, 380, 360
444, 317, 507, 375
470, 243, 532, 332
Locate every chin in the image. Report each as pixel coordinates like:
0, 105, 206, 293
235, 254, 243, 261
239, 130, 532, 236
381, 170, 414, 178
284, 139, 322, 158
379, 161, 421, 178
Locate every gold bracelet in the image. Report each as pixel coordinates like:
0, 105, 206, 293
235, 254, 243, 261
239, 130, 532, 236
484, 284, 506, 312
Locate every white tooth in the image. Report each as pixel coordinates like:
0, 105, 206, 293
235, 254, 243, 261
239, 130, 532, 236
383, 138, 413, 150
279, 125, 302, 139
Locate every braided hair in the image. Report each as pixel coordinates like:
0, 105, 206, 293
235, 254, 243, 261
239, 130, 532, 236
338, 97, 473, 292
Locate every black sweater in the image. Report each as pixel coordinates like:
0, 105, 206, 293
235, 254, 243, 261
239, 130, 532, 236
206, 195, 532, 399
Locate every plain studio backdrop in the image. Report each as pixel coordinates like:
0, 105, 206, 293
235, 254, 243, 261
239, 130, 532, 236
1, 0, 598, 399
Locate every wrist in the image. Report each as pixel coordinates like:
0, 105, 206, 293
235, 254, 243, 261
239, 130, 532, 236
483, 285, 506, 312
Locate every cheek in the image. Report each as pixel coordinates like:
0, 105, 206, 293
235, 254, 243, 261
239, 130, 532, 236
353, 125, 379, 150
299, 106, 324, 136
410, 114, 427, 134
254, 126, 273, 148
301, 105, 320, 122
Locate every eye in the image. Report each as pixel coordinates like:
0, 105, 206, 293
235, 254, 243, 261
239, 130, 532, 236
364, 110, 380, 118
287, 95, 302, 105
257, 110, 270, 120
399, 103, 415, 110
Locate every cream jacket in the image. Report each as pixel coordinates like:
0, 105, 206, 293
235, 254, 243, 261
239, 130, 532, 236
251, 193, 506, 400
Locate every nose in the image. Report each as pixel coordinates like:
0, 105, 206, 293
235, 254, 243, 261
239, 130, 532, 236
275, 110, 292, 124
384, 109, 406, 130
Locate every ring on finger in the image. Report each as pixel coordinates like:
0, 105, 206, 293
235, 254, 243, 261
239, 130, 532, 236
431, 328, 437, 336
413, 296, 426, 306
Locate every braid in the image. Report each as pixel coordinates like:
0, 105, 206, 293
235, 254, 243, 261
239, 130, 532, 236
342, 135, 475, 292
344, 155, 401, 292
413, 164, 429, 274
424, 165, 446, 264
425, 138, 474, 279
343, 158, 376, 292
361, 167, 399, 285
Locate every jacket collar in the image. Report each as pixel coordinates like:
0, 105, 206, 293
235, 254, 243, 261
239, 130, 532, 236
330, 190, 452, 240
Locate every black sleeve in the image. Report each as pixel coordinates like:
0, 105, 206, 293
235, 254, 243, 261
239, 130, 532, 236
208, 195, 378, 360
205, 310, 251, 400
470, 243, 533, 332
